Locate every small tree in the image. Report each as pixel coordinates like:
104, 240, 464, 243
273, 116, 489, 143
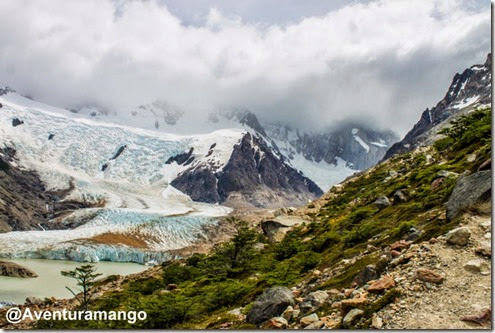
61, 264, 102, 311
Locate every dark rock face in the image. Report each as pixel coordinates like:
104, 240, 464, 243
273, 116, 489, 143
165, 147, 194, 165
110, 145, 127, 160
12, 118, 24, 127
446, 170, 491, 221
171, 166, 220, 203
0, 260, 38, 278
385, 54, 492, 160
246, 286, 295, 325
172, 133, 322, 208
0, 147, 93, 232
265, 122, 398, 171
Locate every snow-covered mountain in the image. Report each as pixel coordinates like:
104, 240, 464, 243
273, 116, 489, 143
0, 90, 323, 263
264, 122, 398, 190
385, 53, 492, 159
0, 91, 321, 209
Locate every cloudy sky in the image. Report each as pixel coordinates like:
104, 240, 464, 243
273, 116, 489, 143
0, 0, 490, 136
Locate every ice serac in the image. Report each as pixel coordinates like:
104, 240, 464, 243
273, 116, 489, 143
384, 53, 492, 160
172, 132, 323, 208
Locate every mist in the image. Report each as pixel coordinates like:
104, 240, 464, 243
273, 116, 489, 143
0, 0, 490, 136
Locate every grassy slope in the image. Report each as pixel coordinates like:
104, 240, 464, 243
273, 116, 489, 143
37, 108, 491, 329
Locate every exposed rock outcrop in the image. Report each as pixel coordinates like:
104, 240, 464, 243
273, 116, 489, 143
172, 133, 323, 208
0, 260, 37, 278
385, 54, 492, 160
246, 286, 295, 325
445, 170, 491, 220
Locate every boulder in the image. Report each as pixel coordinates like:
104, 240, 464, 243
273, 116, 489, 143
367, 275, 396, 293
281, 305, 294, 321
405, 227, 422, 241
166, 283, 178, 290
464, 259, 486, 273
446, 170, 491, 221
415, 268, 444, 284
388, 170, 398, 178
393, 190, 408, 204
247, 286, 295, 325
371, 315, 383, 329
341, 294, 367, 313
373, 196, 390, 210
342, 308, 364, 328
0, 260, 38, 278
353, 264, 379, 286
475, 241, 491, 257
304, 290, 329, 307
390, 240, 411, 251
299, 313, 319, 327
445, 227, 471, 246
25, 296, 43, 306
304, 320, 325, 329
12, 118, 24, 127
260, 220, 289, 243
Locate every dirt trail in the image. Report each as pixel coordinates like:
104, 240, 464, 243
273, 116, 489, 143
380, 211, 492, 329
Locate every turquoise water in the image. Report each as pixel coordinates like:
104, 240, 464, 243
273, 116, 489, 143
0, 258, 148, 305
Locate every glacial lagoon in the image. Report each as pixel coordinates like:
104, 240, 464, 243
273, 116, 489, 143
0, 258, 148, 305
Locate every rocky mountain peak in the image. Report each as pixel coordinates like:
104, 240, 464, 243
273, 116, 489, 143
384, 53, 492, 160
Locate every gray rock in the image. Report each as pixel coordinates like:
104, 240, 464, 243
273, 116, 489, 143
464, 259, 485, 273
445, 227, 471, 246
406, 227, 422, 241
393, 190, 408, 204
343, 308, 364, 328
25, 296, 43, 306
299, 301, 314, 313
300, 313, 319, 326
475, 241, 491, 257
281, 306, 294, 321
246, 286, 295, 325
304, 320, 325, 329
304, 290, 329, 307
374, 196, 391, 210
261, 220, 289, 243
372, 316, 383, 329
389, 170, 399, 178
446, 170, 491, 221
353, 264, 379, 285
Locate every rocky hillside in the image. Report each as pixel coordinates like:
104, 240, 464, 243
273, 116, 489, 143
384, 53, 491, 159
171, 132, 322, 208
14, 107, 489, 330
0, 146, 92, 233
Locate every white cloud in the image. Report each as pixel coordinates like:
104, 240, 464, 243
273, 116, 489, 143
0, 0, 490, 135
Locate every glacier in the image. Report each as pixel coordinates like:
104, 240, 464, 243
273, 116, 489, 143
0, 92, 236, 264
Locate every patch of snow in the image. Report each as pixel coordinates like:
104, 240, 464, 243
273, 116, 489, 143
452, 95, 480, 110
369, 141, 388, 148
353, 135, 370, 153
